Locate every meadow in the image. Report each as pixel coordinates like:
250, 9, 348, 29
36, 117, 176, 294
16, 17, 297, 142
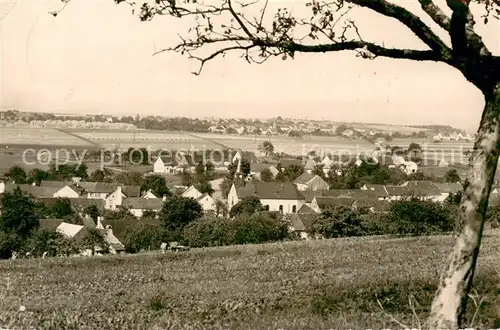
1, 234, 499, 329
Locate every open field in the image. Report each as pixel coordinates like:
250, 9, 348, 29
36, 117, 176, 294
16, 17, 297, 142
1, 234, 500, 329
0, 128, 96, 148
67, 129, 222, 151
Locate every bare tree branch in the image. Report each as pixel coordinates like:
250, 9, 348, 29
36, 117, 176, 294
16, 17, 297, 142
418, 0, 452, 31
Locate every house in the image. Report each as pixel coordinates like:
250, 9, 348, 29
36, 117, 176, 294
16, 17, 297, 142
401, 181, 443, 201
227, 182, 305, 214
278, 158, 303, 169
310, 196, 355, 213
105, 186, 124, 210
360, 184, 389, 199
197, 193, 216, 212
303, 159, 317, 173
249, 163, 279, 180
52, 184, 82, 198
231, 150, 258, 164
95, 221, 125, 254
181, 186, 202, 199
432, 182, 463, 202
384, 185, 411, 201
76, 182, 140, 200
209, 178, 225, 200
123, 198, 164, 218
287, 213, 317, 240
56, 222, 89, 242
40, 218, 65, 232
141, 189, 159, 199
294, 173, 329, 191
153, 154, 195, 174
0, 184, 60, 198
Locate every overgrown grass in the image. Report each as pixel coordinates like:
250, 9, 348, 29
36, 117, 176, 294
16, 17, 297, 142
1, 233, 500, 329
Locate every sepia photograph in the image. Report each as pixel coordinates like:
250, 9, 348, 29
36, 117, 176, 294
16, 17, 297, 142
1, 0, 500, 329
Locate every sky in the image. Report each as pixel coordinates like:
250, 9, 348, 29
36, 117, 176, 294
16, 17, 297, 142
1, 0, 499, 131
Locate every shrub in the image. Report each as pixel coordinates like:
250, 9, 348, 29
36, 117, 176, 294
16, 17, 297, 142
388, 197, 455, 236
183, 213, 289, 248
122, 223, 167, 253
312, 206, 365, 238
0, 231, 22, 259
229, 196, 264, 218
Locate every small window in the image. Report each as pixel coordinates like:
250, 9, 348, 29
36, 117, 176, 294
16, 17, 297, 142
265, 205, 270, 211
279, 205, 283, 214
292, 205, 297, 213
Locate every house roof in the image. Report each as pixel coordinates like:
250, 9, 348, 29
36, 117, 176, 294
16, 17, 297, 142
314, 196, 356, 210
304, 159, 317, 170
404, 181, 442, 196
39, 218, 65, 232
293, 172, 316, 185
250, 163, 274, 173
235, 182, 305, 200
56, 222, 86, 239
123, 198, 163, 210
40, 180, 74, 188
70, 198, 106, 211
433, 182, 463, 194
288, 213, 317, 232
278, 158, 304, 168
297, 204, 316, 214
157, 154, 195, 167
2, 184, 58, 198
231, 150, 258, 163
77, 182, 117, 193
362, 184, 388, 197
122, 185, 141, 197
384, 185, 411, 196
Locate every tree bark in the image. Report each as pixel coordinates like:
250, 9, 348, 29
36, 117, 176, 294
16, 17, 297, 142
427, 81, 500, 329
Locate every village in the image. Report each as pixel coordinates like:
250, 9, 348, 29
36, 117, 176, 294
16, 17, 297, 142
0, 140, 483, 257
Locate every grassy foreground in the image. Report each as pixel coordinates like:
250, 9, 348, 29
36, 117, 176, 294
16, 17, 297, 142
1, 234, 500, 330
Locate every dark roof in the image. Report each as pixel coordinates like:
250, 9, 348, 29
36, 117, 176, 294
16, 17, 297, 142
362, 184, 388, 197
40, 180, 73, 188
355, 199, 392, 212
384, 185, 411, 196
250, 163, 275, 173
298, 204, 316, 214
288, 213, 317, 232
314, 197, 355, 210
39, 218, 65, 232
278, 158, 304, 168
70, 198, 106, 211
304, 159, 317, 170
405, 181, 442, 196
3, 184, 58, 198
123, 198, 163, 210
293, 172, 316, 185
235, 182, 305, 200
302, 189, 379, 202
122, 186, 141, 197
77, 182, 117, 193
433, 182, 463, 194
157, 154, 195, 167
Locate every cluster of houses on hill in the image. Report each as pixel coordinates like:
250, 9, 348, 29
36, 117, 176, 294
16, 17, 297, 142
432, 132, 473, 142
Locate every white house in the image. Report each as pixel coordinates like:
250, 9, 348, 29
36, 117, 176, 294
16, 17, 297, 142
182, 186, 202, 199
153, 154, 195, 174
227, 182, 305, 214
294, 173, 329, 192
196, 193, 216, 212
141, 189, 159, 199
249, 163, 279, 180
52, 185, 81, 199
122, 198, 164, 218
105, 186, 124, 210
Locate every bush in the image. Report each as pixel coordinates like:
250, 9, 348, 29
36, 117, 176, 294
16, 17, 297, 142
312, 206, 366, 238
388, 197, 455, 236
183, 213, 290, 248
0, 231, 22, 259
229, 196, 264, 218
122, 223, 167, 253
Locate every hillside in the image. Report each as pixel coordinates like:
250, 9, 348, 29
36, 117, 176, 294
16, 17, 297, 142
1, 233, 499, 329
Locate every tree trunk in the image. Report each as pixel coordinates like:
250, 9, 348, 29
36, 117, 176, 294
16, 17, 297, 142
427, 82, 500, 329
